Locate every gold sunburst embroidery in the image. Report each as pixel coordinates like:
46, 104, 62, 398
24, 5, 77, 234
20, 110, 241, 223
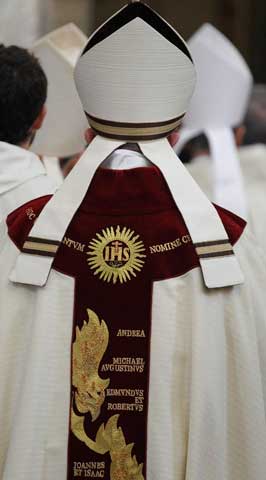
87, 226, 146, 284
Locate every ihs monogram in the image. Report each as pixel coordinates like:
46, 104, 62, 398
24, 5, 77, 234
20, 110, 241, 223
87, 226, 146, 284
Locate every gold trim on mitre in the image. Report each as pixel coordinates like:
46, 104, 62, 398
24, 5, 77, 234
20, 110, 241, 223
87, 113, 185, 140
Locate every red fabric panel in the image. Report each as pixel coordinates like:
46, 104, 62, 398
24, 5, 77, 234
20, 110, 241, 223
7, 195, 52, 250
7, 167, 246, 267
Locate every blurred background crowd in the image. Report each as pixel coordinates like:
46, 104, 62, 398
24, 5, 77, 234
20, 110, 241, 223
0, 0, 265, 82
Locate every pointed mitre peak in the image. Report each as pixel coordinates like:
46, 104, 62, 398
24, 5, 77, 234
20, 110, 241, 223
189, 23, 251, 79
183, 23, 253, 129
82, 2, 192, 60
31, 24, 88, 158
74, 2, 196, 141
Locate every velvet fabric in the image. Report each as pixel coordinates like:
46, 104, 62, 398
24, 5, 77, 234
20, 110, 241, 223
7, 166, 245, 261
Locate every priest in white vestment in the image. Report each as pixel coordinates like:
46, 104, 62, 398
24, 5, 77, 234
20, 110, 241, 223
237, 84, 266, 245
177, 37, 266, 248
175, 23, 252, 220
0, 44, 57, 220
0, 4, 266, 480
31, 24, 88, 183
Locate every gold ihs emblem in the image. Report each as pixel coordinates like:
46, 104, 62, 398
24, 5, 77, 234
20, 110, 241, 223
87, 226, 146, 284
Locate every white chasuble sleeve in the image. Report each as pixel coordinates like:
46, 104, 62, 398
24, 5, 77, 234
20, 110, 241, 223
148, 228, 266, 480
0, 237, 75, 480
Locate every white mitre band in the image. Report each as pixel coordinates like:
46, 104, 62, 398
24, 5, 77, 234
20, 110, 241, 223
10, 3, 244, 289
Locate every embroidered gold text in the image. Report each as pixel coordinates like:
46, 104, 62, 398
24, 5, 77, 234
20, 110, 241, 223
149, 235, 191, 254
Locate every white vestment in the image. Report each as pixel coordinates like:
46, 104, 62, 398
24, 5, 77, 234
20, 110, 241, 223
0, 142, 57, 221
0, 151, 266, 480
238, 144, 266, 246
186, 146, 266, 250
42, 156, 63, 187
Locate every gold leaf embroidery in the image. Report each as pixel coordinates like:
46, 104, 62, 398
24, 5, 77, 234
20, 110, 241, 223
73, 309, 110, 421
71, 410, 144, 480
71, 308, 144, 479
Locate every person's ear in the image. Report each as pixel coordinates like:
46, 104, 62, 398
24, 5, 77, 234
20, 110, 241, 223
234, 125, 246, 147
31, 104, 47, 131
85, 127, 96, 144
168, 130, 180, 147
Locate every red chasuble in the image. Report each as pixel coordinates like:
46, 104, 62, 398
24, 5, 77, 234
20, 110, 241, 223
7, 166, 245, 480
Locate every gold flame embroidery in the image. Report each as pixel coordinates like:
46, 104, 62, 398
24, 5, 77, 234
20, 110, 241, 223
71, 410, 144, 480
71, 308, 144, 479
73, 309, 110, 421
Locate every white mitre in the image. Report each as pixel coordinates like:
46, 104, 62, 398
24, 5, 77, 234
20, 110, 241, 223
31, 24, 88, 158
175, 23, 253, 218
75, 3, 195, 137
10, 2, 244, 290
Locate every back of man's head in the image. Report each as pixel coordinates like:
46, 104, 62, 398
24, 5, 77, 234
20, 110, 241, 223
244, 84, 266, 145
0, 44, 47, 146
179, 125, 245, 164
179, 134, 209, 163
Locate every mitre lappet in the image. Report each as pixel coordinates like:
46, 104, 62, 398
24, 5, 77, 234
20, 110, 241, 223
175, 23, 253, 218
10, 1, 244, 288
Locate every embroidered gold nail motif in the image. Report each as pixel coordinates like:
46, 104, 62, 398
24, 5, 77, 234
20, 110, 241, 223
87, 226, 146, 284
